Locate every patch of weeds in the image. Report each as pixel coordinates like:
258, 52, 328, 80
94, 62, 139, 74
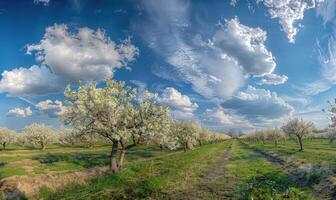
244, 173, 310, 200
307, 173, 321, 185
0, 160, 6, 167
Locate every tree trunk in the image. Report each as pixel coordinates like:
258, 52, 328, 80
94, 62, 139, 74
298, 136, 304, 151
132, 135, 137, 146
183, 143, 187, 152
41, 142, 46, 151
110, 140, 119, 173
118, 149, 126, 170
2, 142, 6, 150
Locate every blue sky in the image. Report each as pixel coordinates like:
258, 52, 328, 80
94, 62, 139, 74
0, 0, 335, 131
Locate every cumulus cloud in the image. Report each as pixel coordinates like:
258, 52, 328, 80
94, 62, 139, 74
0, 24, 138, 96
212, 18, 276, 76
7, 107, 33, 118
257, 74, 288, 85
222, 86, 294, 122
258, 0, 322, 43
202, 108, 233, 125
0, 65, 64, 96
26, 24, 138, 82
159, 87, 198, 119
139, 0, 276, 100
35, 99, 66, 117
33, 0, 50, 6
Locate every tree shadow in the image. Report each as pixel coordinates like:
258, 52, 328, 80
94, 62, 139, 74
31, 146, 165, 169
32, 152, 109, 168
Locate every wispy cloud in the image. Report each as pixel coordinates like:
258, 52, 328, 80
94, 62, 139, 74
257, 0, 322, 43
138, 0, 277, 101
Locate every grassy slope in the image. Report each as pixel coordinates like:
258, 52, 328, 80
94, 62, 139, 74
219, 141, 316, 200
37, 141, 231, 200
0, 144, 171, 179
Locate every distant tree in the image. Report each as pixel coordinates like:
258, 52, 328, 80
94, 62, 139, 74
281, 118, 313, 151
23, 124, 55, 150
57, 128, 78, 146
16, 134, 27, 146
174, 121, 199, 152
0, 128, 16, 150
266, 128, 285, 147
327, 128, 336, 143
323, 99, 336, 143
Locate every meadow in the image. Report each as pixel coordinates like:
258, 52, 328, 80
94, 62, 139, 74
2, 138, 336, 199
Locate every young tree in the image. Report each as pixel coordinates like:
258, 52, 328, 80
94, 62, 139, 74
197, 129, 210, 146
16, 134, 27, 147
281, 118, 313, 151
63, 80, 170, 173
23, 124, 55, 150
327, 128, 336, 143
57, 128, 78, 146
266, 128, 285, 147
175, 121, 199, 152
0, 128, 16, 150
323, 99, 336, 143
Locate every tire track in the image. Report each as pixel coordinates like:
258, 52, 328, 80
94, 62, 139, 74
241, 141, 336, 200
174, 140, 233, 200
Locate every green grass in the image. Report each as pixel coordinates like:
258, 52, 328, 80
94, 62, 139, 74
0, 166, 27, 179
220, 141, 316, 200
37, 141, 231, 200
0, 144, 173, 178
247, 139, 336, 167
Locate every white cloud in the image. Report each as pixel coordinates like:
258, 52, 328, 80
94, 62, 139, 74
222, 86, 294, 122
140, 1, 276, 100
258, 0, 323, 43
298, 35, 336, 95
7, 107, 33, 118
130, 80, 147, 92
0, 65, 64, 96
316, 0, 336, 26
26, 24, 138, 82
35, 99, 66, 117
159, 87, 198, 119
212, 18, 276, 76
33, 0, 50, 6
0, 24, 138, 96
202, 108, 233, 125
257, 74, 288, 85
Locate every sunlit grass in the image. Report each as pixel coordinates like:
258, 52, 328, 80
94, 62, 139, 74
37, 141, 231, 200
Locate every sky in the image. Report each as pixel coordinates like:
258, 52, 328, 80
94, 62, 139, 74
0, 0, 335, 131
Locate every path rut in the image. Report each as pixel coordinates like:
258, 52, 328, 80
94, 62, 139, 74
174, 141, 233, 200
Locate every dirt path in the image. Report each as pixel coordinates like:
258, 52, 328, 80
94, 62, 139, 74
242, 142, 336, 200
174, 140, 233, 200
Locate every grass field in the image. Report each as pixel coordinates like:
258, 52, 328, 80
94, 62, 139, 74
1, 139, 336, 199
247, 139, 336, 167
0, 144, 171, 179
